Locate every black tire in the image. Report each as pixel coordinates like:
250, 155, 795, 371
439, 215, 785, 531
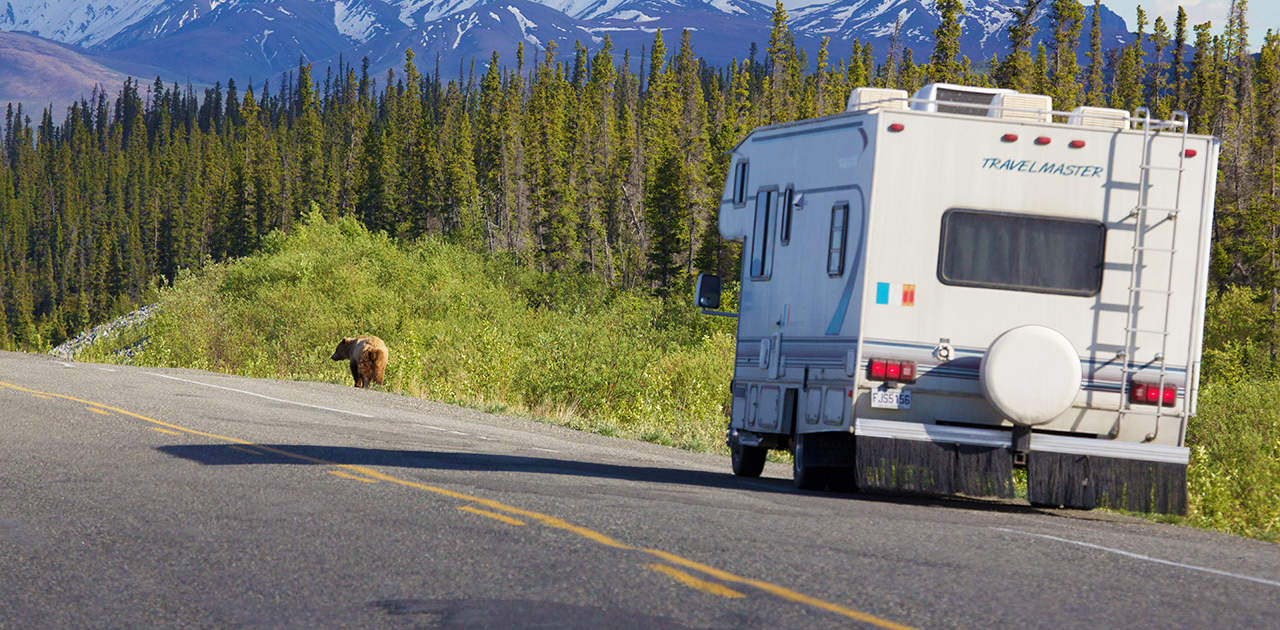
791, 433, 828, 490
731, 441, 767, 478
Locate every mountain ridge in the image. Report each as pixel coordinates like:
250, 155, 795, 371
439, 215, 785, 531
0, 0, 1137, 109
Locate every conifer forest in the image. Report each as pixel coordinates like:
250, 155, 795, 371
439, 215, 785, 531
0, 0, 1276, 352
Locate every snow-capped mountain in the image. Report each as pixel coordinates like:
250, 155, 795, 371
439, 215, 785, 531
791, 0, 1132, 63
0, 0, 1137, 88
0, 0, 169, 46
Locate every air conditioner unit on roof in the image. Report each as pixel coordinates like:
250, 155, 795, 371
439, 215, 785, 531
846, 87, 908, 112
1069, 106, 1131, 130
912, 83, 1016, 116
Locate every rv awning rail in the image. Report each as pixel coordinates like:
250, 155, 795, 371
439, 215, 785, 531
846, 96, 1189, 132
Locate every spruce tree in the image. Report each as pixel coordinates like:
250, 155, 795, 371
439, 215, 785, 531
929, 0, 964, 84
1084, 0, 1106, 106
998, 0, 1041, 93
1048, 0, 1084, 110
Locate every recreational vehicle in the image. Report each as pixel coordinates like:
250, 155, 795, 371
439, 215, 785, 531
697, 83, 1220, 514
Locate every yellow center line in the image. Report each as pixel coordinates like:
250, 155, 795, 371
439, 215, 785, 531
87, 406, 112, 416
329, 470, 378, 483
458, 505, 526, 526
31, 394, 53, 399
150, 427, 182, 435
228, 445, 263, 456
0, 379, 914, 629
646, 563, 744, 598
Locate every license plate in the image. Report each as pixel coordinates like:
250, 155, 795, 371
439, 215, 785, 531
870, 386, 912, 410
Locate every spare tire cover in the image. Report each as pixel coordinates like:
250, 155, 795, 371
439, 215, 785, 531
979, 325, 1082, 426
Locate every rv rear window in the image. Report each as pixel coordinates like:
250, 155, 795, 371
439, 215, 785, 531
733, 161, 749, 207
751, 187, 777, 279
780, 186, 795, 245
938, 209, 1105, 296
827, 202, 849, 276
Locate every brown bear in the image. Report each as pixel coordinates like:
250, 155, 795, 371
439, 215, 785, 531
331, 335, 388, 388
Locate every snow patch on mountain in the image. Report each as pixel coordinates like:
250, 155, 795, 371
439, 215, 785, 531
335, 0, 378, 42
505, 5, 542, 48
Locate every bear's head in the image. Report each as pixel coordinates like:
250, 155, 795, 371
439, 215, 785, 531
330, 337, 354, 360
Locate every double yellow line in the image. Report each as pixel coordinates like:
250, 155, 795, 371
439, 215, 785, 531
1, 379, 913, 629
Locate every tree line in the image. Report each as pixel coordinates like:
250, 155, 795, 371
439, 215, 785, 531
0, 0, 1275, 351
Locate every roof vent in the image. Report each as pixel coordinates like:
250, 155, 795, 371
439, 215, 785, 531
1068, 106, 1130, 130
846, 87, 908, 112
912, 83, 1016, 116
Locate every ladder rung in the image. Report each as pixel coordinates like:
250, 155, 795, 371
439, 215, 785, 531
1132, 246, 1176, 254
1124, 327, 1170, 336
1140, 164, 1184, 172
1129, 287, 1172, 295
1134, 205, 1181, 215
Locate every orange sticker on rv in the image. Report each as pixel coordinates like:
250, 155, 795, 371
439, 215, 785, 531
902, 284, 915, 307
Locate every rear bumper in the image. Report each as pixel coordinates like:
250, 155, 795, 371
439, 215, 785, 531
854, 418, 1188, 464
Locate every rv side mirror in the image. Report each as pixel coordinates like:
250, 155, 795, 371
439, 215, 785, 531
695, 273, 722, 309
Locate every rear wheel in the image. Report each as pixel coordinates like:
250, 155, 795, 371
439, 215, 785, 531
791, 433, 828, 490
731, 441, 767, 478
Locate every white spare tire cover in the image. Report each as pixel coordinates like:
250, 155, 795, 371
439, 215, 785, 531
980, 325, 1082, 426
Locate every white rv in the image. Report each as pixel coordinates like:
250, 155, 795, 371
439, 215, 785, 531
697, 83, 1220, 514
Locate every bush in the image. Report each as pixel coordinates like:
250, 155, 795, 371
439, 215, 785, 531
1186, 380, 1280, 542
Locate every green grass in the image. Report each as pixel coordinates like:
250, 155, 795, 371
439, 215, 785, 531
1184, 380, 1280, 542
80, 212, 738, 456
78, 212, 1280, 543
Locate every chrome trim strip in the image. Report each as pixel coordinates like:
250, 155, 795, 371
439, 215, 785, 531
1030, 433, 1189, 464
854, 418, 1011, 449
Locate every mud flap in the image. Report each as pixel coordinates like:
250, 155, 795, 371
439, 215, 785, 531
854, 436, 1015, 498
1027, 451, 1188, 515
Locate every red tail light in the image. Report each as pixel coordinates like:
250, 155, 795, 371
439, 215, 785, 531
888, 123, 905, 132
1130, 381, 1176, 407
867, 359, 917, 383
1069, 140, 1086, 148
1002, 133, 1018, 142
1184, 149, 1197, 158
869, 360, 887, 379
1034, 136, 1051, 145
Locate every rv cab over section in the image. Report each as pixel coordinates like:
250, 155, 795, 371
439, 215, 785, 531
707, 83, 1220, 514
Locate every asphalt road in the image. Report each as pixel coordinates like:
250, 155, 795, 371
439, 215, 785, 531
1, 350, 1277, 629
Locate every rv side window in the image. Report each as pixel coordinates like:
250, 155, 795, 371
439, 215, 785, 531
827, 202, 849, 276
751, 187, 777, 279
779, 186, 794, 245
733, 161, 749, 207
938, 209, 1106, 296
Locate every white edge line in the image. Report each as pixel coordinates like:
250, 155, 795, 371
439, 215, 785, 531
993, 527, 1280, 588
145, 372, 374, 418
531, 447, 559, 453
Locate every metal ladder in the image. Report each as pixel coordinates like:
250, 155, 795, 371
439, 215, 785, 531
1116, 109, 1190, 442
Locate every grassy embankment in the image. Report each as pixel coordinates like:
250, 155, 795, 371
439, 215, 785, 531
80, 213, 738, 454
81, 214, 1278, 542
